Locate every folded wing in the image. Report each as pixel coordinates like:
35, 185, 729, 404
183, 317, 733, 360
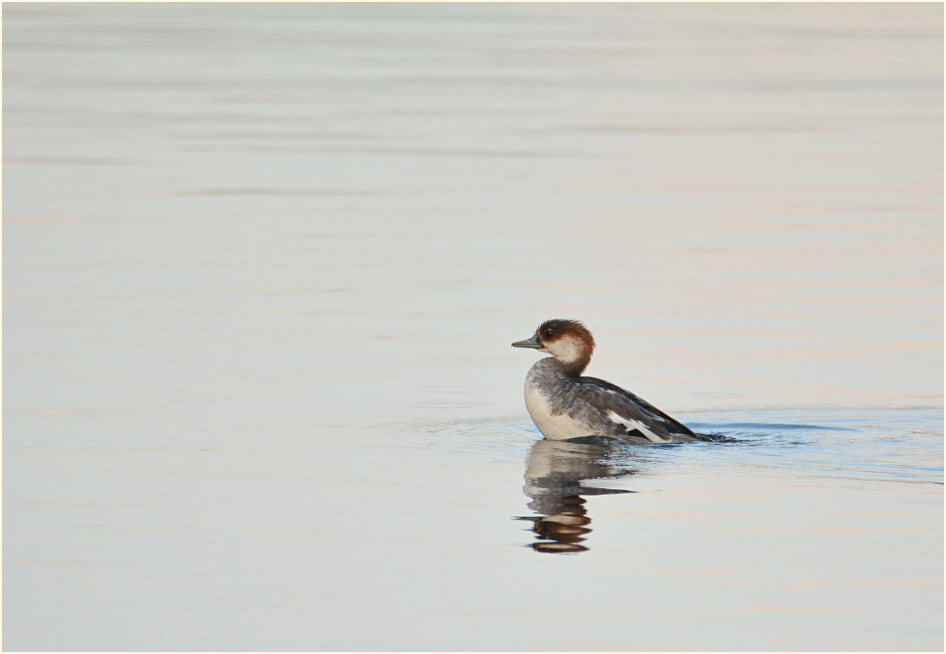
577, 376, 696, 443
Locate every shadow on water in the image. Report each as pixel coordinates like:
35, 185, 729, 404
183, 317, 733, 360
516, 437, 641, 554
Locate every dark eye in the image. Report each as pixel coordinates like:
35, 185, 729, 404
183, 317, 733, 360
542, 328, 553, 339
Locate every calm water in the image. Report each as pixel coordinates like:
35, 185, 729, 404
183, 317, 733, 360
3, 3, 943, 651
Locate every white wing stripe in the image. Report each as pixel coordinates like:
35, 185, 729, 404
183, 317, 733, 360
606, 410, 670, 443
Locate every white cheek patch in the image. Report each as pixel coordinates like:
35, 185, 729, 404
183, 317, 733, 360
546, 338, 580, 364
606, 410, 670, 444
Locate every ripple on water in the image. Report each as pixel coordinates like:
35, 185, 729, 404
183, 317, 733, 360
473, 407, 943, 554
685, 408, 944, 486
408, 407, 943, 487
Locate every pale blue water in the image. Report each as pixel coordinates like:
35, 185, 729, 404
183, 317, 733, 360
3, 3, 943, 651
516, 409, 942, 554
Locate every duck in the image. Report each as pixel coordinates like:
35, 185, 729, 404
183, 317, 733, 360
512, 319, 711, 444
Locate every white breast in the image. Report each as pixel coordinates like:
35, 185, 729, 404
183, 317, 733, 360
524, 383, 592, 440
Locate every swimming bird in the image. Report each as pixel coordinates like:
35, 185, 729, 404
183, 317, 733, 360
512, 319, 710, 444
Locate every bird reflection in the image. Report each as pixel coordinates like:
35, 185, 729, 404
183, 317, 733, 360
517, 437, 637, 554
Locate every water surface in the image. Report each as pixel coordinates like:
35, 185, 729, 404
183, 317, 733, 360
3, 3, 943, 651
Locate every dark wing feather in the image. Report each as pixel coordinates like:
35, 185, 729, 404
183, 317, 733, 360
576, 376, 695, 440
